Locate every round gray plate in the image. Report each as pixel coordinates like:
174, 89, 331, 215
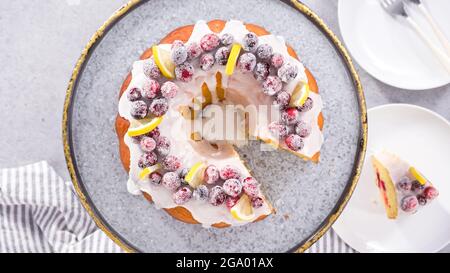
65, 0, 366, 252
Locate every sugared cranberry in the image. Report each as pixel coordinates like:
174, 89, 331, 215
274, 91, 291, 109
200, 33, 220, 51
219, 165, 240, 180
130, 100, 148, 119
161, 81, 179, 99
186, 42, 203, 60
285, 134, 304, 151
281, 108, 300, 125
400, 195, 419, 213
162, 172, 181, 191
411, 181, 425, 194
127, 87, 142, 101
162, 155, 181, 171
171, 40, 184, 50
417, 195, 427, 206
396, 177, 412, 192
242, 32, 259, 52
138, 152, 158, 168
238, 53, 256, 73
220, 33, 234, 46
223, 179, 243, 197
225, 196, 240, 209
256, 44, 273, 60
178, 168, 189, 185
175, 62, 194, 82
278, 62, 298, 82
298, 97, 313, 112
271, 53, 284, 68
143, 57, 161, 79
268, 121, 289, 138
295, 120, 311, 138
149, 171, 162, 185
199, 53, 215, 71
215, 46, 230, 66
209, 186, 226, 206
171, 44, 188, 65
254, 62, 270, 82
251, 197, 264, 208
204, 165, 220, 184
146, 127, 160, 140
242, 177, 259, 198
173, 187, 192, 205
193, 185, 209, 201
262, 76, 282, 96
142, 79, 160, 99
423, 186, 439, 200
149, 98, 169, 117
156, 136, 171, 157
139, 136, 156, 152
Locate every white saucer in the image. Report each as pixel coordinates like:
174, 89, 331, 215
333, 104, 450, 252
338, 0, 450, 90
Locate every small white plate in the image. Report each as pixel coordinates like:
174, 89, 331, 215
338, 0, 450, 90
333, 104, 450, 252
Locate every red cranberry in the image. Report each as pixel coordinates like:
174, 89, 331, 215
242, 177, 260, 198
225, 196, 240, 209
278, 62, 298, 82
143, 57, 161, 79
171, 40, 184, 50
396, 177, 412, 192
171, 45, 188, 65
193, 185, 209, 201
262, 75, 282, 96
274, 91, 291, 109
295, 120, 311, 137
298, 97, 313, 112
242, 32, 259, 52
271, 53, 284, 68
285, 134, 304, 151
200, 54, 215, 71
237, 53, 256, 73
149, 98, 169, 117
254, 62, 270, 82
223, 179, 243, 197
127, 87, 142, 101
149, 171, 162, 185
215, 46, 230, 66
130, 100, 148, 119
204, 165, 220, 184
256, 44, 273, 60
156, 136, 171, 156
220, 33, 234, 46
268, 121, 289, 138
417, 195, 427, 206
146, 127, 160, 140
138, 152, 158, 168
139, 136, 156, 152
186, 42, 203, 60
209, 186, 226, 206
162, 155, 181, 171
200, 33, 220, 51
175, 62, 194, 82
173, 187, 192, 205
162, 172, 181, 191
400, 195, 419, 213
142, 79, 160, 99
219, 165, 240, 180
411, 180, 425, 194
423, 186, 439, 200
251, 197, 264, 208
281, 108, 300, 125
161, 81, 179, 99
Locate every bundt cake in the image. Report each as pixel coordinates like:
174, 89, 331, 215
115, 20, 324, 227
371, 150, 439, 219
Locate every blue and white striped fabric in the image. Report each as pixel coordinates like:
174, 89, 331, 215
0, 161, 354, 253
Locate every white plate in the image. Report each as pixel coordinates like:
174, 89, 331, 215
333, 104, 450, 252
338, 0, 450, 90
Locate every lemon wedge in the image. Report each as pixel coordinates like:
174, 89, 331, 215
139, 164, 162, 180
185, 161, 206, 188
225, 44, 242, 76
409, 167, 427, 185
289, 81, 310, 107
127, 116, 163, 137
230, 194, 256, 222
152, 45, 175, 79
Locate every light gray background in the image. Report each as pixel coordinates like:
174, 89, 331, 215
0, 0, 448, 252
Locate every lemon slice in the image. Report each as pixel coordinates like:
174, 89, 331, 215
289, 82, 310, 107
139, 164, 162, 180
185, 161, 206, 188
230, 194, 256, 222
152, 45, 175, 79
409, 167, 428, 185
225, 43, 242, 76
127, 116, 163, 137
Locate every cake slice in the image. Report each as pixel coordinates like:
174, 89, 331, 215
371, 150, 439, 219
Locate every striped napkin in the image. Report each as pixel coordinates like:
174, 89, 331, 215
0, 161, 354, 253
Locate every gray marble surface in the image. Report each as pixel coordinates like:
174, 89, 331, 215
0, 0, 448, 252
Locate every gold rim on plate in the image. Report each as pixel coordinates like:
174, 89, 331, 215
62, 0, 367, 253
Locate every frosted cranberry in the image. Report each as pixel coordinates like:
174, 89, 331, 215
130, 100, 148, 119
223, 179, 243, 197
171, 45, 188, 65
295, 120, 311, 137
281, 108, 300, 125
256, 44, 273, 60
423, 186, 439, 200
149, 98, 169, 117
268, 121, 289, 138
139, 136, 156, 152
193, 185, 209, 201
396, 177, 412, 192
171, 40, 184, 50
142, 79, 160, 99
400, 195, 419, 213
138, 152, 158, 168
200, 33, 220, 51
243, 32, 259, 52
285, 134, 304, 151
278, 62, 298, 82
251, 197, 264, 209
161, 81, 179, 99
149, 171, 162, 185
127, 87, 142, 101
175, 62, 194, 82
146, 127, 160, 140
238, 53, 256, 73
156, 136, 171, 156
173, 187, 192, 205
225, 196, 240, 209
209, 186, 226, 206
219, 165, 240, 180
162, 155, 181, 171
254, 62, 270, 81
417, 195, 427, 206
298, 97, 314, 112
411, 181, 425, 194
162, 172, 181, 191
271, 53, 284, 68
220, 33, 234, 46
274, 91, 291, 109
204, 165, 220, 184
143, 57, 161, 79
186, 42, 203, 60
215, 46, 230, 65
199, 53, 215, 71
262, 76, 282, 96
242, 177, 260, 198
